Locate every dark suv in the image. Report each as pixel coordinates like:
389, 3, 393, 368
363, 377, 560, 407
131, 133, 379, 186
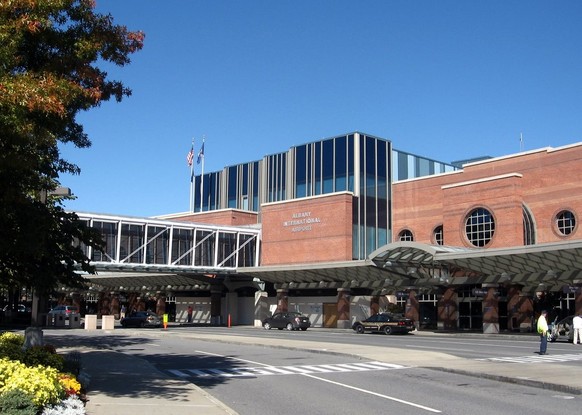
352, 313, 415, 335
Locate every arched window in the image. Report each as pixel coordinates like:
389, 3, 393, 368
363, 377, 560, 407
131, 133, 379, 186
398, 229, 414, 241
522, 204, 536, 245
433, 225, 444, 245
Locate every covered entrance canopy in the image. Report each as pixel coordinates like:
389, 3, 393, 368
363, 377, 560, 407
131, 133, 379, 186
84, 240, 582, 294
238, 240, 582, 294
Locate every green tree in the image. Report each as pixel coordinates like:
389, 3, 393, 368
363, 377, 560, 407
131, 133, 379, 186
0, 1, 144, 294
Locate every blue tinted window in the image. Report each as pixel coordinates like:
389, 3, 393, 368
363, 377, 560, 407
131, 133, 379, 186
323, 139, 333, 193
295, 146, 306, 198
335, 135, 347, 191
315, 141, 321, 195
228, 166, 237, 208
348, 134, 354, 192
398, 151, 408, 180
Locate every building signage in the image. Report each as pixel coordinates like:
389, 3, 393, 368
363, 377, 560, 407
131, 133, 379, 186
283, 211, 322, 232
563, 285, 580, 294
472, 288, 500, 297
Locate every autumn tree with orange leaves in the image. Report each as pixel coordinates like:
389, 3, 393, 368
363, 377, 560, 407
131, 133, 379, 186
0, 1, 144, 306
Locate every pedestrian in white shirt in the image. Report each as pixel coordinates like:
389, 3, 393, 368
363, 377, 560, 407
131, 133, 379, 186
573, 314, 582, 345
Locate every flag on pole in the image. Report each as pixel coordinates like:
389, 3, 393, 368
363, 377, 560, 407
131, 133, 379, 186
186, 146, 194, 166
197, 141, 205, 164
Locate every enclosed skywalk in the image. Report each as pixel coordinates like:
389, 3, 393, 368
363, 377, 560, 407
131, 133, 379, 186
75, 212, 261, 289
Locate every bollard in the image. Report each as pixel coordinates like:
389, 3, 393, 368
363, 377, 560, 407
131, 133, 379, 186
163, 313, 168, 330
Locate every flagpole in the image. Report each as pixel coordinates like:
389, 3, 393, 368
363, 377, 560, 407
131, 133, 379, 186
188, 138, 195, 212
199, 136, 205, 212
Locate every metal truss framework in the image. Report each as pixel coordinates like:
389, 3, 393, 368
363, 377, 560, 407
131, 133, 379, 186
76, 212, 261, 275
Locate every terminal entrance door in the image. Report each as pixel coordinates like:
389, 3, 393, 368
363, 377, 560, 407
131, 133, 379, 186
458, 299, 482, 330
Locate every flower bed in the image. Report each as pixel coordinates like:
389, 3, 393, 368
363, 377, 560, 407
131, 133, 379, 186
0, 331, 87, 415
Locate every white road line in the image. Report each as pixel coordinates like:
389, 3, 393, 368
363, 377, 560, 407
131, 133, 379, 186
477, 353, 582, 363
302, 373, 441, 413
261, 366, 296, 375
171, 361, 409, 378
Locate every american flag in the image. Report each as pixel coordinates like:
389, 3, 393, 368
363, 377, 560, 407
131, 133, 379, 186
186, 147, 194, 166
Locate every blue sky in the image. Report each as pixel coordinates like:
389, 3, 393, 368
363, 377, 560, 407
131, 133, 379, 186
60, 1, 582, 217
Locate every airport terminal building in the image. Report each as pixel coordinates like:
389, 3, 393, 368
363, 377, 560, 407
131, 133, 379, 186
74, 132, 582, 333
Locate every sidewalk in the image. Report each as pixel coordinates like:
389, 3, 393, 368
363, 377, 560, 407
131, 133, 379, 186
75, 347, 238, 415
68, 328, 582, 415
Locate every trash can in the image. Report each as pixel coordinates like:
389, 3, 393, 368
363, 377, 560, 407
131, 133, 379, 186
55, 314, 66, 327
69, 313, 81, 328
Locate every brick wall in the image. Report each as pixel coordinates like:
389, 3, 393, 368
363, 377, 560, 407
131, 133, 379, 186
393, 144, 582, 247
162, 209, 259, 227
260, 193, 353, 265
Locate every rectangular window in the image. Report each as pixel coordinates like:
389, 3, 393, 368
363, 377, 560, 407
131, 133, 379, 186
322, 139, 334, 193
295, 145, 307, 198
335, 135, 347, 191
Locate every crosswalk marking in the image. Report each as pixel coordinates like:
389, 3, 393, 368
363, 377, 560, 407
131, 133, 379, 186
477, 353, 582, 364
167, 361, 408, 379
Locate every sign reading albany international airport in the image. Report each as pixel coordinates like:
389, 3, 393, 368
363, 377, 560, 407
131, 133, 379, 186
282, 211, 322, 232
260, 192, 354, 265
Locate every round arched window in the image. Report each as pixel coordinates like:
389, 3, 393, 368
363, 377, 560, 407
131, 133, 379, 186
465, 208, 495, 247
555, 210, 576, 236
398, 229, 414, 241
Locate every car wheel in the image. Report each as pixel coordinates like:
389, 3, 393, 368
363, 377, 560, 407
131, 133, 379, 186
286, 323, 294, 331
263, 322, 271, 330
383, 326, 393, 335
355, 325, 365, 334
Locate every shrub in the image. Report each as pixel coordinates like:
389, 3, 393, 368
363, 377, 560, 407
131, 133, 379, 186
41, 395, 86, 415
0, 358, 64, 407
0, 333, 25, 362
0, 332, 24, 346
58, 374, 81, 396
0, 388, 37, 415
22, 346, 64, 372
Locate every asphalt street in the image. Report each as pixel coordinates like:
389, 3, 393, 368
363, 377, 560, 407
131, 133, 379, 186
40, 326, 582, 415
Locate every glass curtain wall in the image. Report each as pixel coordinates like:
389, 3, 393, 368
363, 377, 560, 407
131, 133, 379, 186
192, 171, 221, 213
293, 134, 355, 198
354, 134, 390, 259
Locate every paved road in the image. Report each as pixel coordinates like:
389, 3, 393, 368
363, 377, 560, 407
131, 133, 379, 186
40, 326, 582, 415
126, 335, 581, 415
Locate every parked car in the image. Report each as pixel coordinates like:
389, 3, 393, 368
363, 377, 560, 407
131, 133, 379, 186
352, 313, 415, 335
263, 312, 311, 331
48, 305, 79, 317
120, 311, 162, 328
2, 304, 31, 314
549, 315, 574, 342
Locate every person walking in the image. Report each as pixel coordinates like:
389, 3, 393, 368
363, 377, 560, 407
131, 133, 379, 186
187, 305, 193, 323
537, 310, 549, 355
573, 314, 582, 345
